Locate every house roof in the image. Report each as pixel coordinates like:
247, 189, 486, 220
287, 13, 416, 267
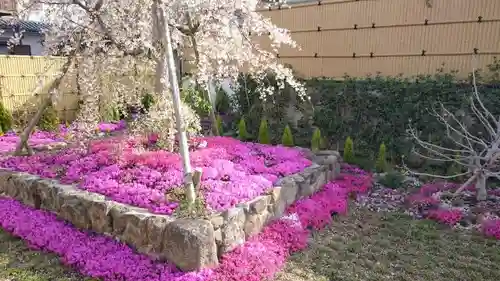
0, 10, 12, 17
0, 18, 48, 33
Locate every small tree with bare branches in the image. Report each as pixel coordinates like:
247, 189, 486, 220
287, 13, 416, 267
404, 70, 500, 201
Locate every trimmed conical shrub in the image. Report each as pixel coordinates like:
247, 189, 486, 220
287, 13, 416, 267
281, 125, 294, 147
238, 118, 248, 141
216, 115, 224, 136
343, 136, 355, 163
375, 143, 387, 173
311, 128, 321, 152
258, 118, 270, 144
0, 102, 12, 133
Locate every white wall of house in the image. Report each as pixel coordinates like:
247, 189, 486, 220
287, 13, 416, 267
0, 30, 44, 55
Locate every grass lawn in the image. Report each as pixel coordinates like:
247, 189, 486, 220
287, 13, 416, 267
0, 229, 95, 281
276, 208, 500, 281
1, 208, 499, 281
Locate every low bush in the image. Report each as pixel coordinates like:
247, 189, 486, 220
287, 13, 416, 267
0, 102, 13, 133
38, 104, 60, 132
258, 118, 270, 144
379, 170, 405, 189
343, 136, 355, 164
216, 115, 224, 136
281, 125, 294, 147
238, 118, 248, 140
311, 128, 321, 152
375, 143, 388, 173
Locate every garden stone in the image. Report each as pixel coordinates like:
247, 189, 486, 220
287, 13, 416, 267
0, 170, 15, 195
144, 215, 172, 257
451, 198, 466, 207
163, 219, 218, 271
59, 187, 113, 233
276, 176, 299, 204
13, 174, 40, 208
269, 187, 286, 218
487, 196, 500, 203
120, 210, 152, 252
110, 202, 132, 236
210, 214, 224, 229
35, 180, 60, 211
213, 229, 222, 247
296, 169, 315, 197
86, 196, 114, 234
315, 150, 340, 158
440, 191, 454, 201
220, 207, 246, 252
58, 190, 93, 229
249, 195, 269, 213
244, 209, 271, 238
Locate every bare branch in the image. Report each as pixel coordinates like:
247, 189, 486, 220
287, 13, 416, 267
406, 65, 500, 201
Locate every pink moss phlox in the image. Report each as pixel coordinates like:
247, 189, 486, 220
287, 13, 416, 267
96, 120, 127, 133
406, 194, 440, 208
406, 180, 500, 238
426, 208, 463, 225
0, 198, 212, 281
482, 219, 500, 239
0, 130, 63, 154
340, 163, 368, 175
0, 169, 371, 281
212, 219, 309, 281
0, 136, 312, 214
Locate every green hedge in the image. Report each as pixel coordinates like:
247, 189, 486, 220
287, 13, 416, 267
227, 59, 500, 166
312, 71, 500, 162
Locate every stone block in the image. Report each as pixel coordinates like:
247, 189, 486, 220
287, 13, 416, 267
244, 209, 271, 238
275, 176, 299, 205
58, 188, 93, 229
209, 214, 224, 229
109, 202, 133, 236
35, 180, 60, 212
0, 169, 14, 194
120, 209, 152, 252
143, 215, 172, 258
163, 219, 218, 271
12, 173, 40, 208
219, 207, 246, 252
249, 195, 269, 213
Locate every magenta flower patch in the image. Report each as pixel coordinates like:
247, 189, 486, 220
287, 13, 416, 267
0, 130, 63, 154
0, 136, 312, 214
0, 170, 372, 281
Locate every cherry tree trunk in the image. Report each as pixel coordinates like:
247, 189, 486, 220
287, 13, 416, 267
475, 173, 488, 201
186, 22, 219, 136
14, 56, 74, 156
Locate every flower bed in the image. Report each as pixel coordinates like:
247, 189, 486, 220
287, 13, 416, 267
1, 136, 315, 214
0, 130, 65, 154
0, 138, 341, 270
358, 173, 500, 240
0, 164, 368, 281
0, 121, 126, 155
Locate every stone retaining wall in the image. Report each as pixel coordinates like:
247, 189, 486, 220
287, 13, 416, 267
0, 149, 341, 272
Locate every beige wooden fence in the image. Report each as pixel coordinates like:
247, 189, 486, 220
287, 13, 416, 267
1, 0, 499, 122
0, 55, 156, 122
255, 0, 500, 78
0, 55, 79, 121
